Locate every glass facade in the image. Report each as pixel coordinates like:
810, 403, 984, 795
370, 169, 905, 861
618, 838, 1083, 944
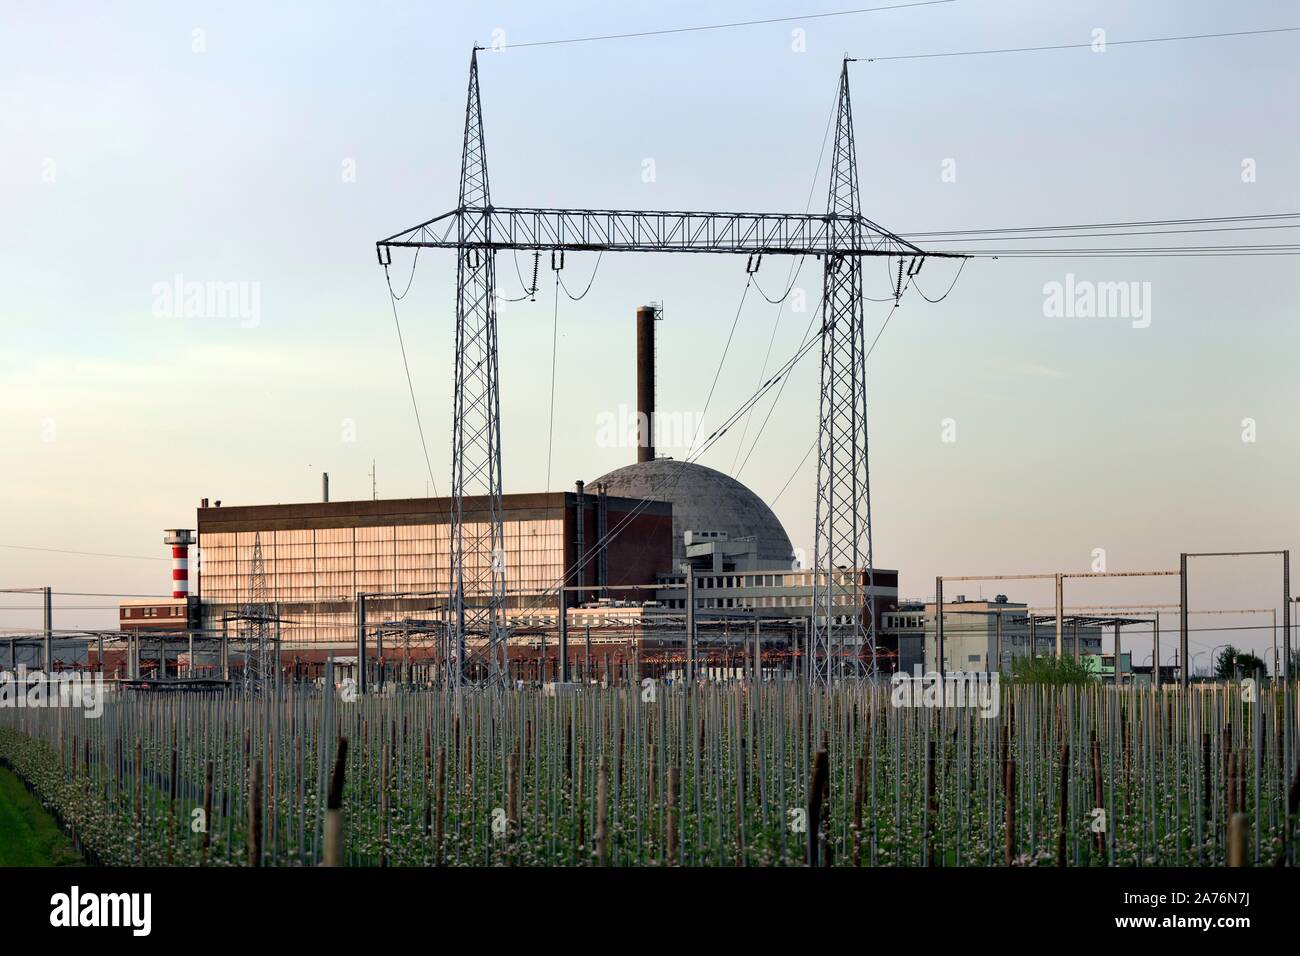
200, 517, 565, 646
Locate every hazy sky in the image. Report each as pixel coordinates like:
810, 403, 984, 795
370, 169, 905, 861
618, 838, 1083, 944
2, 1, 1297, 670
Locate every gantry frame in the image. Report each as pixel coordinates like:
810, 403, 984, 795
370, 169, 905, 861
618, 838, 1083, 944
377, 50, 962, 688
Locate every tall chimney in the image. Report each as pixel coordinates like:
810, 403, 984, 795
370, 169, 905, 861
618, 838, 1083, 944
164, 529, 196, 599
322, 472, 330, 503
636, 304, 657, 463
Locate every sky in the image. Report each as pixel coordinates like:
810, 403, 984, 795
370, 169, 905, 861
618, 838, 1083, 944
2, 1, 1297, 672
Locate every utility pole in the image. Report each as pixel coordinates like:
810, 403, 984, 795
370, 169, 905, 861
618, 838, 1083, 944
1054, 573, 1064, 659
355, 592, 367, 696
557, 590, 569, 683
42, 586, 52, 675
1179, 552, 1189, 689
685, 569, 696, 683
934, 577, 944, 678
1153, 615, 1160, 688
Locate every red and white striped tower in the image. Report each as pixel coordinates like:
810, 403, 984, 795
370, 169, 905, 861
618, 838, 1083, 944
164, 529, 196, 598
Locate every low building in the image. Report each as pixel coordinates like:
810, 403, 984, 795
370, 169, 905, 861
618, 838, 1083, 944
898, 596, 1105, 672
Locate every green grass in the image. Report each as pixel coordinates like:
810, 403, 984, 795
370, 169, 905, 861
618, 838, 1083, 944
0, 766, 82, 867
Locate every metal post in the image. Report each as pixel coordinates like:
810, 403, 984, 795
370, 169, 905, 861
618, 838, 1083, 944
584, 624, 591, 684
1283, 551, 1292, 796
934, 577, 944, 678
1152, 615, 1160, 688
97, 633, 104, 677
685, 569, 696, 683
355, 592, 367, 695
575, 481, 585, 601
1283, 551, 1291, 681
274, 602, 282, 690
1112, 621, 1121, 686
558, 589, 569, 683
1054, 573, 1063, 659
42, 585, 52, 673
993, 610, 1001, 673
188, 630, 194, 678
1179, 552, 1189, 688
753, 617, 761, 684
1271, 608, 1278, 683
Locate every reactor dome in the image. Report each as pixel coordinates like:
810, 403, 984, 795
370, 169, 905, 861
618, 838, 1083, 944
592, 459, 794, 568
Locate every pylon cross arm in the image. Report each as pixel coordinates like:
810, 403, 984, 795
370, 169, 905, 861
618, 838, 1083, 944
377, 207, 953, 259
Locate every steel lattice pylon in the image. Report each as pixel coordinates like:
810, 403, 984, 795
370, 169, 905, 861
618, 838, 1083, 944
378, 52, 960, 692
449, 49, 509, 685
241, 531, 273, 688
810, 61, 876, 687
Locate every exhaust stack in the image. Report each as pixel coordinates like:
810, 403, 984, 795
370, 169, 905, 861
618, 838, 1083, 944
163, 529, 196, 598
636, 304, 658, 463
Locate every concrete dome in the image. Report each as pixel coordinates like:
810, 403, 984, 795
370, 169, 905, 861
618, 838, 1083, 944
593, 459, 793, 568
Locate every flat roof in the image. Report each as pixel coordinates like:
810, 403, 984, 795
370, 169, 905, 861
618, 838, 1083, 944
198, 491, 670, 534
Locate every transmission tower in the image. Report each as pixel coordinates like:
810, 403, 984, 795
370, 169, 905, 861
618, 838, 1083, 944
448, 50, 510, 685
810, 60, 876, 686
241, 531, 273, 689
377, 51, 961, 690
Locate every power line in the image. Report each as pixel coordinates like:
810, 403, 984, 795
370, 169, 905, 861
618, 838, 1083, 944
558, 252, 604, 301
731, 80, 841, 475
766, 279, 922, 509
770, 439, 816, 506
964, 245, 1300, 258
384, 263, 441, 499
905, 211, 1300, 238
501, 0, 956, 49
922, 223, 1300, 243
0, 544, 167, 562
861, 25, 1300, 62
912, 257, 967, 302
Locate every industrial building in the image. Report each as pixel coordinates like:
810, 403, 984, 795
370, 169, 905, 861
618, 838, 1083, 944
118, 303, 904, 681
194, 486, 671, 663
903, 595, 1104, 673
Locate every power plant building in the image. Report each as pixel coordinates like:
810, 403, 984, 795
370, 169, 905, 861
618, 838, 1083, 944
195, 489, 672, 662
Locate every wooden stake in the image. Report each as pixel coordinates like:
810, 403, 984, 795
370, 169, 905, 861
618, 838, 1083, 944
434, 745, 446, 867
595, 753, 609, 866
247, 758, 263, 867
666, 765, 679, 867
1056, 744, 1069, 867
1004, 755, 1017, 867
322, 736, 348, 867
1228, 812, 1249, 867
807, 748, 829, 867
